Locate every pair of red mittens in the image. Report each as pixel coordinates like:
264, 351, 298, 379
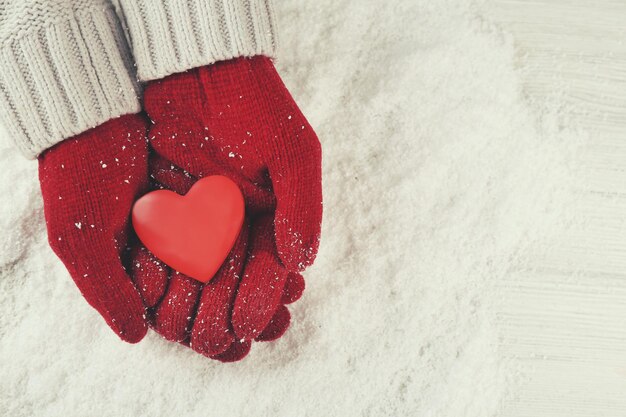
39, 57, 322, 361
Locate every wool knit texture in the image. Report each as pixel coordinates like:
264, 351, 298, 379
130, 57, 321, 361
133, 157, 303, 360
0, 0, 278, 157
0, 0, 141, 158
115, 0, 277, 82
38, 114, 150, 343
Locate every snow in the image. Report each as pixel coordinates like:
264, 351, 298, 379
0, 1, 581, 416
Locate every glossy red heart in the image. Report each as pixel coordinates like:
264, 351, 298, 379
132, 176, 245, 283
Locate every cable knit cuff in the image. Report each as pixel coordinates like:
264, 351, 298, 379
0, 4, 141, 159
117, 0, 278, 82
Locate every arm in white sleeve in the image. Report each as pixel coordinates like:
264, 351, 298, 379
0, 0, 141, 158
115, 0, 278, 82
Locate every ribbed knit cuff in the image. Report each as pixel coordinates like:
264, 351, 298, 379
0, 5, 141, 159
117, 0, 278, 82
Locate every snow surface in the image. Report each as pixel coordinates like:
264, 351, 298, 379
0, 1, 580, 416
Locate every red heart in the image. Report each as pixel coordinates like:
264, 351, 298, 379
132, 176, 245, 283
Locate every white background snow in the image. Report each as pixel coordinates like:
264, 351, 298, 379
2, 0, 624, 416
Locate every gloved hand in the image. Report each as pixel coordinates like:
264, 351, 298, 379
133, 155, 306, 361
131, 56, 322, 360
38, 115, 149, 343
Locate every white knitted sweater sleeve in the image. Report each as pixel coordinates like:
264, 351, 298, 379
0, 0, 278, 158
0, 0, 142, 158
115, 0, 278, 82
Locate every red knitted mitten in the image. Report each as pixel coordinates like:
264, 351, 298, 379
39, 115, 149, 343
135, 156, 306, 361
132, 57, 322, 360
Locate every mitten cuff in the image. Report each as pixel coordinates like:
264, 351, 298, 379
0, 3, 141, 159
116, 0, 278, 82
